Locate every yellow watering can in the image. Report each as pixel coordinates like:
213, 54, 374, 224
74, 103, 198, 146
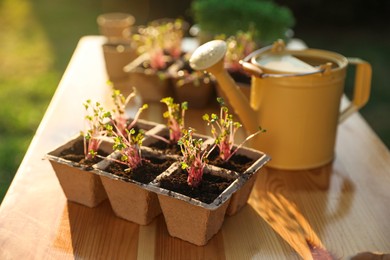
189, 40, 372, 170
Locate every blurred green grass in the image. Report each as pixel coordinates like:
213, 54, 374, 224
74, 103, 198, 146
0, 0, 389, 203
0, 0, 104, 202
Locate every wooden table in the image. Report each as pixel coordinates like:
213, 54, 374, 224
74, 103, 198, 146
1, 36, 389, 260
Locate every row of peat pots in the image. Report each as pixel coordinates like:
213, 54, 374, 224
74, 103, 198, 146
46, 119, 270, 246
103, 43, 217, 108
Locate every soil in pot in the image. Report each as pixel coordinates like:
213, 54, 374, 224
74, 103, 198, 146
104, 155, 174, 184
147, 136, 181, 156
207, 147, 255, 174
58, 138, 109, 168
159, 168, 234, 204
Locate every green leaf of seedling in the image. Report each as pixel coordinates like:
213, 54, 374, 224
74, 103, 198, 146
233, 122, 242, 128
160, 97, 173, 105
181, 101, 188, 110
181, 162, 189, 170
162, 111, 170, 118
121, 155, 128, 162
105, 124, 113, 131
210, 113, 218, 122
217, 97, 225, 105
89, 149, 97, 158
85, 132, 91, 140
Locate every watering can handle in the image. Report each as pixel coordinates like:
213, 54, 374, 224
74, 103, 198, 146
339, 58, 372, 123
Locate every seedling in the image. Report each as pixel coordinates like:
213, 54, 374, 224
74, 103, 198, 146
203, 97, 265, 161
216, 31, 256, 72
178, 128, 213, 187
82, 100, 111, 160
132, 19, 186, 71
105, 104, 149, 171
110, 88, 143, 135
160, 97, 188, 144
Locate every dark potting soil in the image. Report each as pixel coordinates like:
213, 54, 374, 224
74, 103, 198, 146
105, 156, 174, 184
207, 147, 254, 173
159, 168, 234, 204
59, 138, 108, 167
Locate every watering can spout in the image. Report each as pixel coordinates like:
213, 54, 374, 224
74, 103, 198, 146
189, 40, 259, 134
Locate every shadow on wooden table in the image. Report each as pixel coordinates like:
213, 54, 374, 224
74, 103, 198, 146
53, 199, 227, 259
249, 162, 356, 259
53, 201, 139, 259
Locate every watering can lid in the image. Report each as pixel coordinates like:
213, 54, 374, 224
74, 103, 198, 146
255, 54, 317, 74
242, 40, 334, 78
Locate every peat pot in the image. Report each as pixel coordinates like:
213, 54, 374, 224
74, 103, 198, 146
46, 135, 111, 207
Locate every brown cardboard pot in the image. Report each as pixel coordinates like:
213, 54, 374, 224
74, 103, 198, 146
203, 139, 271, 216
93, 149, 173, 225
172, 77, 216, 109
127, 70, 173, 102
150, 163, 240, 246
46, 135, 110, 207
223, 147, 270, 216
103, 43, 138, 81
97, 13, 135, 44
100, 175, 161, 225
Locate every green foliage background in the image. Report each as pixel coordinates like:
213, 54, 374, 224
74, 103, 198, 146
192, 0, 295, 43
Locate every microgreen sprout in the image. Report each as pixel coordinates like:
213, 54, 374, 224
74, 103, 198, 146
132, 19, 186, 71
110, 88, 145, 135
82, 100, 111, 160
178, 128, 213, 187
105, 104, 149, 171
108, 127, 145, 171
161, 97, 188, 144
203, 97, 266, 161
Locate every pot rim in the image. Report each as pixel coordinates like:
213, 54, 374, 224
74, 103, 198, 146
46, 134, 112, 170
243, 41, 348, 78
148, 162, 240, 210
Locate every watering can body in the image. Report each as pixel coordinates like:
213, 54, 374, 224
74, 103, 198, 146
249, 53, 346, 169
190, 40, 372, 170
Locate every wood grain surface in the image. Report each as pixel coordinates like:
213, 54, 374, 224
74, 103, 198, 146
0, 36, 389, 260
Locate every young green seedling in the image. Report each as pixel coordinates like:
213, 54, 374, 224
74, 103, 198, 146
178, 128, 212, 187
82, 100, 111, 160
203, 97, 265, 161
